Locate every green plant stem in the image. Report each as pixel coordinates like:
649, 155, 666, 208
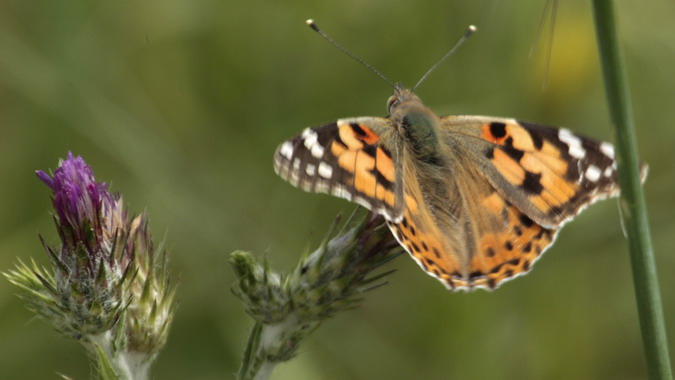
237, 322, 264, 380
591, 1, 672, 379
236, 316, 309, 380
89, 332, 150, 380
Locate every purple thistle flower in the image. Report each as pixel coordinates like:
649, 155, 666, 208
29, 152, 132, 336
6, 152, 176, 378
36, 152, 118, 255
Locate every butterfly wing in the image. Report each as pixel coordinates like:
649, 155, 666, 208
386, 150, 559, 290
461, 181, 559, 290
388, 115, 635, 290
440, 115, 630, 228
273, 117, 405, 221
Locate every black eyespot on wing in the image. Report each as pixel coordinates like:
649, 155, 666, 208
519, 213, 534, 227
489, 122, 507, 138
362, 144, 377, 158
350, 123, 368, 137
502, 146, 525, 162
522, 171, 544, 194
369, 168, 395, 191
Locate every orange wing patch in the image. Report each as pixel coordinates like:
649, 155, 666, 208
333, 121, 398, 215
469, 200, 558, 289
273, 118, 402, 221
387, 208, 466, 289
483, 121, 582, 214
338, 122, 380, 147
481, 121, 537, 151
491, 149, 526, 185
376, 147, 395, 182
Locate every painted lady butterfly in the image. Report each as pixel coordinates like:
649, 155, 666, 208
273, 21, 645, 291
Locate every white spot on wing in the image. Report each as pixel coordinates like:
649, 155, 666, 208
310, 143, 324, 158
305, 163, 316, 176
600, 142, 615, 159
279, 141, 294, 160
300, 178, 313, 190
388, 213, 404, 224
585, 165, 602, 182
303, 129, 319, 150
353, 196, 372, 210
315, 180, 329, 193
289, 169, 300, 186
318, 162, 333, 179
604, 166, 613, 177
559, 128, 586, 159
275, 160, 289, 179
301, 128, 313, 138
273, 156, 285, 175
331, 184, 352, 200
381, 209, 396, 222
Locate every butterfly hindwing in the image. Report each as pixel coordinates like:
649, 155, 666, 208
386, 151, 560, 290
453, 166, 559, 290
385, 161, 466, 289
467, 197, 558, 289
274, 117, 405, 221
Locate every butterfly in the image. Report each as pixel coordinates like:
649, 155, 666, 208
273, 22, 645, 291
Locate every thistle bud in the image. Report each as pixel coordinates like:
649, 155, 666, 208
231, 210, 402, 379
123, 213, 176, 360
5, 152, 175, 379
29, 152, 131, 337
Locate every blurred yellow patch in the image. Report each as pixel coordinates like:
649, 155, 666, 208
529, 14, 596, 100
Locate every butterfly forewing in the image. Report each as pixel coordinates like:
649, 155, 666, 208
274, 117, 405, 221
440, 115, 625, 228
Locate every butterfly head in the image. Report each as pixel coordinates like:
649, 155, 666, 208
387, 84, 442, 163
386, 84, 423, 116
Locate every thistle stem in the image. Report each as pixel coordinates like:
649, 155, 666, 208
89, 332, 151, 380
237, 322, 264, 380
237, 315, 304, 380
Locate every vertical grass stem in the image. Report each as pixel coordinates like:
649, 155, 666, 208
591, 1, 673, 378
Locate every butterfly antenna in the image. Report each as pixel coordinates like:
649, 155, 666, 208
412, 25, 477, 92
306, 19, 396, 89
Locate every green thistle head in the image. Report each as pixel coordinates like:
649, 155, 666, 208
5, 152, 176, 361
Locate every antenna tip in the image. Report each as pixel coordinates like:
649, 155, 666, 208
306, 19, 319, 31
468, 25, 477, 32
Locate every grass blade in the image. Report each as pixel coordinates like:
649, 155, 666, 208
591, 1, 673, 379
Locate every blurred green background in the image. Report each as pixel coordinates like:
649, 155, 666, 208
1, 0, 673, 379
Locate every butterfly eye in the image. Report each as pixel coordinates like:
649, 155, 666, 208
387, 95, 400, 114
